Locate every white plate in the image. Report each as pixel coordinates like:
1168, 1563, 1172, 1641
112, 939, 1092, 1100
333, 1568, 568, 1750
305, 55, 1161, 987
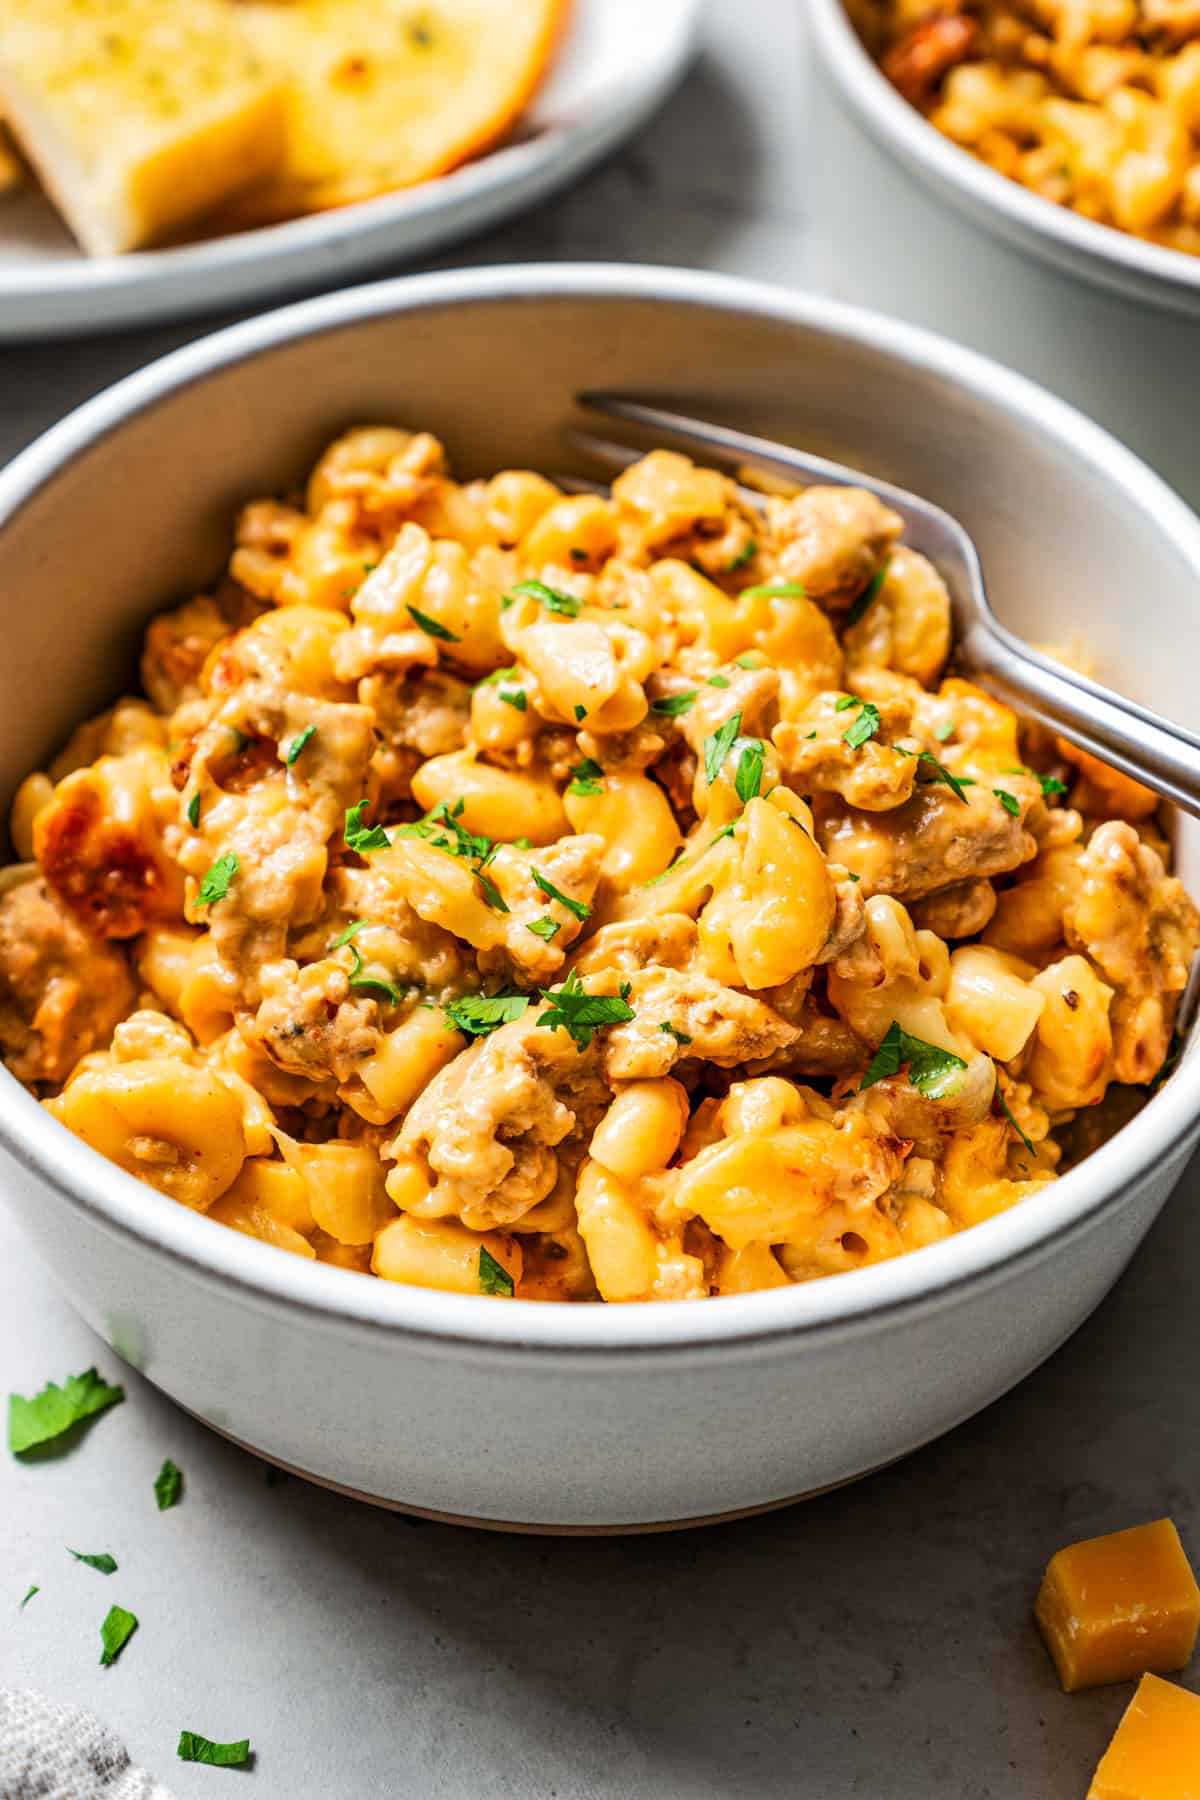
0, 0, 700, 341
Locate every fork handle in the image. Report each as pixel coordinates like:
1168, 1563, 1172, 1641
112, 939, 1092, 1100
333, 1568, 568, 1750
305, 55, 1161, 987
962, 621, 1200, 819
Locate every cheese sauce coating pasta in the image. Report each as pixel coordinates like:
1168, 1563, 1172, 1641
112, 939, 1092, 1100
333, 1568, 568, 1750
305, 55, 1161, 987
3, 427, 1196, 1302
857, 0, 1200, 255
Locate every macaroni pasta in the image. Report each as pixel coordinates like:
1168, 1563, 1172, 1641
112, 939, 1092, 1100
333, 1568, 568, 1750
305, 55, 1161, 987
2, 426, 1195, 1303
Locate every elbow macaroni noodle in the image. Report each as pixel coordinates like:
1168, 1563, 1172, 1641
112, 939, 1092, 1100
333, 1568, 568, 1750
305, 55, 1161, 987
3, 428, 1196, 1303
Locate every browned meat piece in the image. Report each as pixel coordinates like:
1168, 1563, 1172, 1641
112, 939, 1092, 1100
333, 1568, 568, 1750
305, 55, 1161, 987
242, 958, 381, 1087
602, 965, 799, 1080
912, 878, 997, 938
816, 778, 1039, 902
883, 11, 979, 105
393, 1010, 611, 1229
0, 877, 134, 1085
765, 487, 904, 607
1064, 821, 1200, 1084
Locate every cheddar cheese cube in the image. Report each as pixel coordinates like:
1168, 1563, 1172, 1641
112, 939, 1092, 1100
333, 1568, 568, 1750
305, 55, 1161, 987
1089, 1674, 1200, 1800
0, 0, 286, 255
1036, 1519, 1200, 1693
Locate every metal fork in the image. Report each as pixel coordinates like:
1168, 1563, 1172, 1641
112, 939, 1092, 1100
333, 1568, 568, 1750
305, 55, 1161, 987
569, 394, 1200, 820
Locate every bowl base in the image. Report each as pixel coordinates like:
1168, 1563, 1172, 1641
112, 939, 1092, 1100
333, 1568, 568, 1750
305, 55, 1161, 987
192, 1407, 892, 1535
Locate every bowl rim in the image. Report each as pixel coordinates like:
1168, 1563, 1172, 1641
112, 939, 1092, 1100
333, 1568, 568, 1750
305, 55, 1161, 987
806, 0, 1200, 301
1, 259, 1199, 1356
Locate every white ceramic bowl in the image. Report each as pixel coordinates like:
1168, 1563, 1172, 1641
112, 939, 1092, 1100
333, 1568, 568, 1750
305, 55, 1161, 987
1, 265, 1198, 1531
808, 0, 1200, 316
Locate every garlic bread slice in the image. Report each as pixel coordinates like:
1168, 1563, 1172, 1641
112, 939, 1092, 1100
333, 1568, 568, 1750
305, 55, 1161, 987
0, 0, 287, 254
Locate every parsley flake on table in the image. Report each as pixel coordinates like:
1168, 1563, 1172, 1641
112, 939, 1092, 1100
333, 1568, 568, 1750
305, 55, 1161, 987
526, 917, 560, 942
993, 787, 1021, 817
284, 725, 316, 766
406, 603, 460, 642
19, 1585, 38, 1610
842, 702, 882, 751
186, 791, 201, 829
650, 691, 698, 717
734, 739, 766, 803
536, 969, 635, 1051
8, 1368, 124, 1456
704, 710, 744, 786
154, 1458, 183, 1511
507, 579, 581, 618
99, 1604, 138, 1667
740, 581, 807, 598
860, 1022, 967, 1098
567, 757, 604, 797
177, 1732, 252, 1768
196, 853, 238, 907
996, 1085, 1036, 1156
344, 801, 391, 853
444, 993, 530, 1038
532, 870, 590, 921
69, 1549, 117, 1574
844, 558, 891, 629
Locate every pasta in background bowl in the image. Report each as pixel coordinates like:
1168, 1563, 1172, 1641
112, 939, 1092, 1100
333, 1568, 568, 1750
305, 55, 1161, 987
7, 427, 1196, 1306
0, 266, 1197, 1528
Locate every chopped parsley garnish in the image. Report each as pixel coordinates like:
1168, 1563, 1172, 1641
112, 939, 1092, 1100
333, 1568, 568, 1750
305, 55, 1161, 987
844, 558, 891, 629
154, 1459, 183, 1511
704, 710, 744, 786
8, 1368, 124, 1456
935, 720, 955, 743
644, 824, 736, 886
660, 1021, 693, 1045
567, 757, 604, 797
536, 969, 635, 1051
344, 801, 391, 853
99, 1604, 138, 1666
478, 1247, 515, 1298
500, 687, 527, 712
996, 1085, 1036, 1156
526, 918, 560, 942
331, 919, 369, 950
177, 1732, 252, 1768
507, 579, 581, 618
69, 1550, 117, 1574
842, 702, 882, 751
707, 674, 731, 689
532, 870, 589, 922
740, 581, 807, 598
1003, 765, 1067, 801
574, 703, 587, 722
834, 694, 857, 712
734, 653, 760, 669
444, 992, 530, 1037
406, 604, 460, 642
734, 739, 766, 804
650, 691, 698, 717
902, 751, 975, 804
19, 1586, 39, 1610
993, 787, 1020, 817
725, 539, 758, 573
860, 1022, 967, 1099
846, 871, 861, 883
197, 853, 238, 907
284, 725, 316, 766
186, 791, 201, 829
